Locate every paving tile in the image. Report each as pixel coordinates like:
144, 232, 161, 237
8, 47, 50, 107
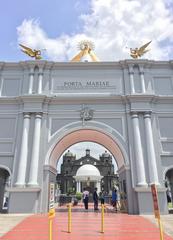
1, 210, 173, 240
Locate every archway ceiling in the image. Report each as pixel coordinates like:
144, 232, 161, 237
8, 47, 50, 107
49, 129, 125, 169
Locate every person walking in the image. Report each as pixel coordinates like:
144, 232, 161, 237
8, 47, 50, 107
93, 187, 99, 210
112, 188, 118, 212
99, 191, 105, 205
83, 188, 89, 210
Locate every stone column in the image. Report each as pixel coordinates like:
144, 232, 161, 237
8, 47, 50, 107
131, 112, 147, 186
28, 68, 34, 94
79, 181, 81, 192
128, 66, 135, 94
139, 66, 145, 93
38, 70, 43, 94
96, 181, 101, 193
15, 113, 31, 187
76, 181, 79, 192
144, 112, 159, 185
28, 113, 42, 187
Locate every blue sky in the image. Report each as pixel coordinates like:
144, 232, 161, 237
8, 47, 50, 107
0, 0, 90, 61
1, 0, 173, 61
1, 0, 173, 171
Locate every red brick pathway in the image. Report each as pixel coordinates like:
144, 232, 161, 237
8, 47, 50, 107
1, 211, 173, 240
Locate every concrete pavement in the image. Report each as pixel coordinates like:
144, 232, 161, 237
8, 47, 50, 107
0, 214, 30, 237
144, 215, 173, 238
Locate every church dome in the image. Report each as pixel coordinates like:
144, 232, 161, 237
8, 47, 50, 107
76, 164, 100, 176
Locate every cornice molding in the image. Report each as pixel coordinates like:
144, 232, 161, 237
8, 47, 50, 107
0, 94, 172, 105
1, 60, 173, 72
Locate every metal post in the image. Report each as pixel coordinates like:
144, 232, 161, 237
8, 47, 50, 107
48, 208, 55, 240
49, 219, 53, 240
68, 203, 72, 233
101, 204, 104, 233
158, 218, 164, 240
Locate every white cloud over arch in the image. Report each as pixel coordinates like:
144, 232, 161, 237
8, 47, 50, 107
17, 0, 173, 61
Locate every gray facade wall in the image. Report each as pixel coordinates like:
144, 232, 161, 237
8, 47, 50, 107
0, 60, 172, 214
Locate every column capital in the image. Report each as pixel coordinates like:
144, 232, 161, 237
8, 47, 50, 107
38, 69, 43, 75
139, 68, 144, 74
35, 113, 43, 119
0, 62, 5, 71
139, 65, 144, 74
144, 111, 152, 118
131, 112, 138, 118
128, 65, 134, 74
23, 112, 31, 119
29, 68, 34, 75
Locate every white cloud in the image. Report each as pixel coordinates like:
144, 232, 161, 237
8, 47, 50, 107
17, 0, 173, 61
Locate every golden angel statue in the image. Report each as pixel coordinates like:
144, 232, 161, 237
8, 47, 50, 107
19, 44, 42, 60
130, 41, 152, 59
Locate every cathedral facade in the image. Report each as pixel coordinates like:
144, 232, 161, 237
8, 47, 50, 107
57, 149, 118, 194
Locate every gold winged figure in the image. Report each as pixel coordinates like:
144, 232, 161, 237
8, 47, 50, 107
19, 44, 42, 60
130, 41, 152, 59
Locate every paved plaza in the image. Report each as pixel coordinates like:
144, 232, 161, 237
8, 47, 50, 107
0, 204, 173, 240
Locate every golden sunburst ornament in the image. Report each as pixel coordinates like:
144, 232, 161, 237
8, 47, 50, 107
70, 39, 99, 62
77, 40, 95, 51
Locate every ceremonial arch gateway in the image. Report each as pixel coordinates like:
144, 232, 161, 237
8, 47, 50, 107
0, 59, 172, 214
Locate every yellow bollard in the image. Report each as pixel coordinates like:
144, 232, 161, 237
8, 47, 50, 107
49, 219, 53, 240
158, 218, 164, 240
48, 208, 55, 240
101, 204, 104, 233
68, 203, 72, 233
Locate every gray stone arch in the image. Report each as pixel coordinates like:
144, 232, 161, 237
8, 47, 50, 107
0, 165, 11, 212
45, 121, 129, 168
42, 122, 134, 213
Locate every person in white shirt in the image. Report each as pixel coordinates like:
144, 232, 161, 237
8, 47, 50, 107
83, 188, 89, 210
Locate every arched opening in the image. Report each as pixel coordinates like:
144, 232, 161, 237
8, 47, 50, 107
165, 168, 173, 213
56, 142, 118, 195
43, 128, 131, 213
0, 167, 10, 213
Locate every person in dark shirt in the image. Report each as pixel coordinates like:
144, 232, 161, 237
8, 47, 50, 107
112, 188, 118, 212
99, 191, 105, 205
93, 188, 99, 210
